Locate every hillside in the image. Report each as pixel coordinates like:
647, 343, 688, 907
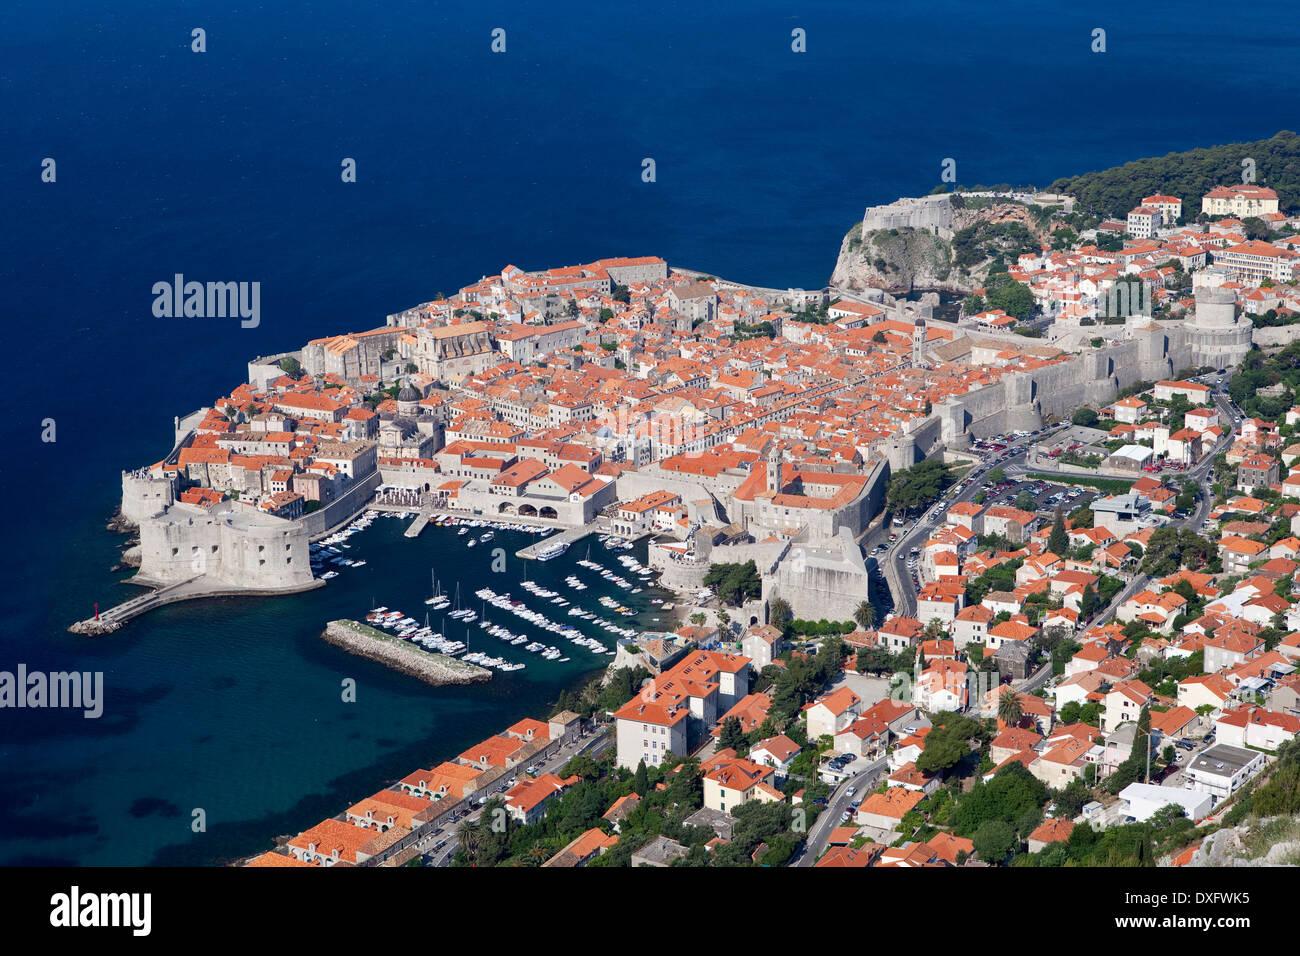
829, 200, 1057, 294
1050, 130, 1300, 219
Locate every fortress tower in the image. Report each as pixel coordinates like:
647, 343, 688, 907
1185, 284, 1253, 369
912, 317, 927, 368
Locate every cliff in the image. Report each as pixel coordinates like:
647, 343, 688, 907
829, 200, 1060, 294
830, 223, 954, 294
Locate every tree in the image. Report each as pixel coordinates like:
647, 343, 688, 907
984, 273, 1036, 320
703, 561, 762, 606
887, 459, 954, 514
633, 760, 650, 796
1016, 490, 1036, 512
1079, 585, 1099, 620
915, 715, 982, 777
1071, 407, 1098, 427
998, 691, 1024, 726
853, 600, 876, 631
1048, 504, 1069, 556
689, 612, 707, 627
988, 466, 1006, 484
278, 356, 303, 378
972, 819, 1018, 864
768, 597, 793, 632
718, 716, 747, 753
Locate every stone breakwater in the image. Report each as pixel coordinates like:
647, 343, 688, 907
320, 620, 491, 686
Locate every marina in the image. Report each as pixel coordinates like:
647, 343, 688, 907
310, 511, 675, 681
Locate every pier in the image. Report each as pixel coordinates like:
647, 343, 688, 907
69, 575, 324, 635
515, 524, 594, 560
403, 514, 429, 538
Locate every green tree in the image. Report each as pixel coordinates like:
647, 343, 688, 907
1079, 585, 1099, 620
998, 691, 1024, 726
887, 459, 954, 514
703, 561, 762, 606
972, 819, 1018, 863
853, 600, 876, 631
718, 716, 747, 753
633, 760, 650, 797
768, 596, 793, 632
984, 273, 1036, 320
1048, 504, 1069, 556
1071, 407, 1098, 427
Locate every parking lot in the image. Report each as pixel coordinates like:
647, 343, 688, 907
985, 475, 1101, 517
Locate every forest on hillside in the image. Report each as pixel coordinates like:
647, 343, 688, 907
1050, 130, 1300, 219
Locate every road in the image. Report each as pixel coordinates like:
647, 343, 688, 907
791, 756, 889, 866
881, 380, 1238, 628
370, 723, 612, 867
880, 425, 1068, 617
1088, 386, 1236, 623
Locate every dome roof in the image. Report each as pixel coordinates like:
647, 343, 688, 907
397, 384, 420, 403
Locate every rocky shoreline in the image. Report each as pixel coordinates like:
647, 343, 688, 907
321, 619, 492, 686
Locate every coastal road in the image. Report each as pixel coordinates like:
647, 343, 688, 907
790, 756, 889, 867
419, 724, 613, 867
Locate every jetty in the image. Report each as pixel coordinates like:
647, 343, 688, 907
515, 525, 593, 560
320, 619, 491, 686
403, 514, 429, 538
70, 575, 324, 635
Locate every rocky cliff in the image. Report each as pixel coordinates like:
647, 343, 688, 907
830, 224, 954, 294
830, 200, 1062, 294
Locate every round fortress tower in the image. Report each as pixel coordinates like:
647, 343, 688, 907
1188, 285, 1238, 329
1184, 284, 1252, 368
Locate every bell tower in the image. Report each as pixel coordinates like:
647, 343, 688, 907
912, 318, 927, 368
766, 442, 782, 494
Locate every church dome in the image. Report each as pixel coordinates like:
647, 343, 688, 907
397, 384, 420, 404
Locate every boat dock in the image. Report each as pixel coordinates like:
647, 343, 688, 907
515, 525, 593, 560
404, 514, 429, 538
68, 575, 324, 635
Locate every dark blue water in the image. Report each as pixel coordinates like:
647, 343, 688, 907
1, 0, 1296, 864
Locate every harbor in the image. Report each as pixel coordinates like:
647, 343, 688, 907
345, 511, 678, 677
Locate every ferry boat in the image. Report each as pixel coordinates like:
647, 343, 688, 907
536, 541, 570, 561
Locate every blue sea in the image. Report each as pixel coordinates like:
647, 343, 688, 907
1, 0, 1296, 864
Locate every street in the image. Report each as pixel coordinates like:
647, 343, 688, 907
791, 756, 889, 866
879, 424, 1068, 617
370, 723, 612, 867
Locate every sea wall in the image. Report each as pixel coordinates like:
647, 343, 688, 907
321, 620, 491, 686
